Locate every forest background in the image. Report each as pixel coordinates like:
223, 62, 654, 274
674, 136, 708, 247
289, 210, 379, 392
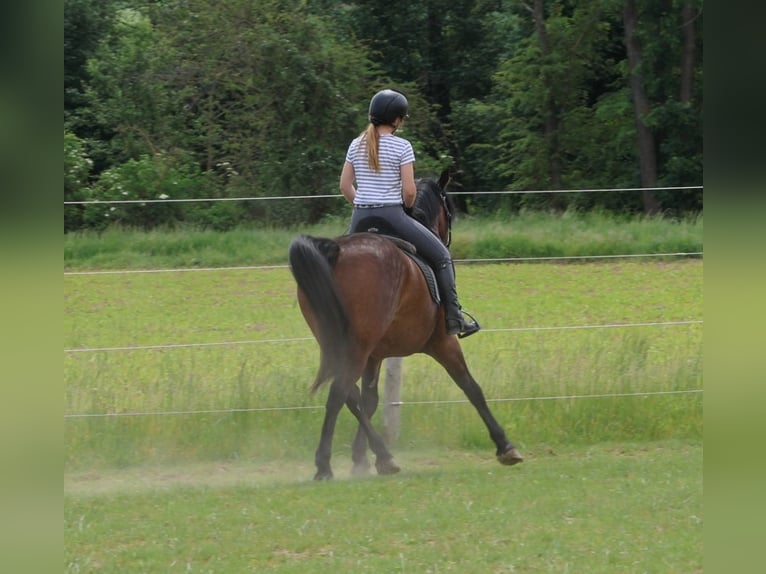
64, 0, 703, 232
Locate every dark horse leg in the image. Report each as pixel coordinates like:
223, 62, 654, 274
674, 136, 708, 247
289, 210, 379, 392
315, 370, 399, 481
350, 359, 383, 476
430, 343, 524, 466
314, 378, 349, 480
346, 380, 400, 476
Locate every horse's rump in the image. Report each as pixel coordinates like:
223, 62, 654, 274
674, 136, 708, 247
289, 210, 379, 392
290, 233, 439, 372
333, 233, 439, 354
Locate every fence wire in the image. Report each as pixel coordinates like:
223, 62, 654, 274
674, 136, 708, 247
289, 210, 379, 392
64, 389, 703, 420
64, 185, 703, 206
63, 251, 703, 276
64, 320, 702, 354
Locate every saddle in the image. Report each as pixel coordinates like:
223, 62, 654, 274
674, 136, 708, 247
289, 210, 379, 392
353, 215, 441, 304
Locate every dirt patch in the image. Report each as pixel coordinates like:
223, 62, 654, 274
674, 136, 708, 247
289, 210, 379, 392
64, 459, 318, 496
64, 451, 498, 496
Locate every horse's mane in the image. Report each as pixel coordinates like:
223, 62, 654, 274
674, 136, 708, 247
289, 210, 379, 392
411, 177, 453, 229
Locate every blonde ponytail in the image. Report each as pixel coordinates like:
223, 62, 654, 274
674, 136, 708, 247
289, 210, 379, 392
362, 124, 380, 172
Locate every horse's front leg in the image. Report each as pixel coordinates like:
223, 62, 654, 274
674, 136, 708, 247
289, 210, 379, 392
350, 358, 383, 476
430, 341, 524, 466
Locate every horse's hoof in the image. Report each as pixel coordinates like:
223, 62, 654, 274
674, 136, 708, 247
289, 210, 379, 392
351, 461, 371, 477
314, 470, 334, 481
497, 447, 524, 466
375, 458, 401, 475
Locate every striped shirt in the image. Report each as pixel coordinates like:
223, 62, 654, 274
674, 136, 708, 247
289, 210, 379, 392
345, 133, 415, 205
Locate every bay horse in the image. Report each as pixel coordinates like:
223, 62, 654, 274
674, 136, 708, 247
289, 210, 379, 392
288, 170, 523, 480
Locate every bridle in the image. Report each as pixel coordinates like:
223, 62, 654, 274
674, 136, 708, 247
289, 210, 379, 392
438, 187, 453, 248
413, 178, 453, 248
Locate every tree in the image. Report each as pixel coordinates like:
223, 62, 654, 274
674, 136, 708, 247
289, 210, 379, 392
64, 0, 118, 125
78, 7, 183, 170
76, 0, 405, 226
65, 0, 702, 228
450, 0, 701, 215
487, 1, 621, 201
342, 0, 514, 187
622, 0, 703, 214
622, 0, 659, 214
149, 0, 380, 222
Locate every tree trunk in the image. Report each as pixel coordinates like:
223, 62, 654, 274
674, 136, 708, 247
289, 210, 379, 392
426, 8, 450, 121
622, 0, 659, 214
531, 0, 563, 191
679, 0, 697, 103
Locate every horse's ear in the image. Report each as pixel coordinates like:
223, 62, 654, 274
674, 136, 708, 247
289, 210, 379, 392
438, 168, 450, 190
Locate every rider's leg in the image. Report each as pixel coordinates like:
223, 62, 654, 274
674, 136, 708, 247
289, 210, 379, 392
434, 259, 480, 338
361, 206, 481, 338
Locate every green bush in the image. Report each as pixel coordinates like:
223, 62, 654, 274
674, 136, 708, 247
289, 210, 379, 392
82, 153, 212, 230
64, 130, 94, 232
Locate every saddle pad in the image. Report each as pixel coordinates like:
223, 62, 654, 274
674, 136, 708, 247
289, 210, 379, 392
352, 219, 441, 304
401, 249, 441, 304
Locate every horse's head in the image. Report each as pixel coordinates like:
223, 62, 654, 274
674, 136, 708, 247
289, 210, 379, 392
412, 169, 454, 247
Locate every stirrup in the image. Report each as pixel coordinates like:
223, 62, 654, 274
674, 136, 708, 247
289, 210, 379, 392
446, 310, 481, 338
457, 310, 481, 339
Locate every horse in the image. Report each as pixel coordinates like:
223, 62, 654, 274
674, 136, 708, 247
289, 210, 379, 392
288, 170, 523, 480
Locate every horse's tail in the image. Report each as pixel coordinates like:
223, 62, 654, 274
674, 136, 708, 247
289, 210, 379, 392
288, 234, 351, 392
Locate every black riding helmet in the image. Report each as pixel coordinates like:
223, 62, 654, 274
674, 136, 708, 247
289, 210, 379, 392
368, 89, 409, 126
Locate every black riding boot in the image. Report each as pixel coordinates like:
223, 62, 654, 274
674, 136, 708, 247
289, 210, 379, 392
435, 260, 481, 338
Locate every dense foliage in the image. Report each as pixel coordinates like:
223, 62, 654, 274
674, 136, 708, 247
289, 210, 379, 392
64, 0, 703, 230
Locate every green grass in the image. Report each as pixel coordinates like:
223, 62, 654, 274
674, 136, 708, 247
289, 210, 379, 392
65, 441, 702, 573
64, 216, 703, 572
453, 210, 702, 260
63, 210, 702, 270
65, 259, 702, 470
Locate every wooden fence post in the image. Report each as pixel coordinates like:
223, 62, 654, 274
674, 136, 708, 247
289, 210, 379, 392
382, 357, 402, 446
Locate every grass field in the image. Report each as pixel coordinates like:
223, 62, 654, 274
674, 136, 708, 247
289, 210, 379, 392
64, 215, 703, 572
65, 259, 702, 469
63, 210, 702, 271
65, 441, 702, 573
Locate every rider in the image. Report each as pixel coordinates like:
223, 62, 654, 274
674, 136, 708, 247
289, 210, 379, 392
339, 88, 480, 338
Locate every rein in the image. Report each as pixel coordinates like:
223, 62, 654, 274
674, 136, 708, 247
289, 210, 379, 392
439, 187, 453, 248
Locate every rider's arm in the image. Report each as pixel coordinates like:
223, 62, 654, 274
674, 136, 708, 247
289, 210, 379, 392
339, 162, 356, 203
401, 162, 416, 208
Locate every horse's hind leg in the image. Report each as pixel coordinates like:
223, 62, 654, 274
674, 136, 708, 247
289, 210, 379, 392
346, 383, 400, 476
430, 341, 523, 466
350, 359, 383, 476
314, 379, 350, 480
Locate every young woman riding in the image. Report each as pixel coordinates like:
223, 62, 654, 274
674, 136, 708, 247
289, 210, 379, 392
339, 88, 480, 338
